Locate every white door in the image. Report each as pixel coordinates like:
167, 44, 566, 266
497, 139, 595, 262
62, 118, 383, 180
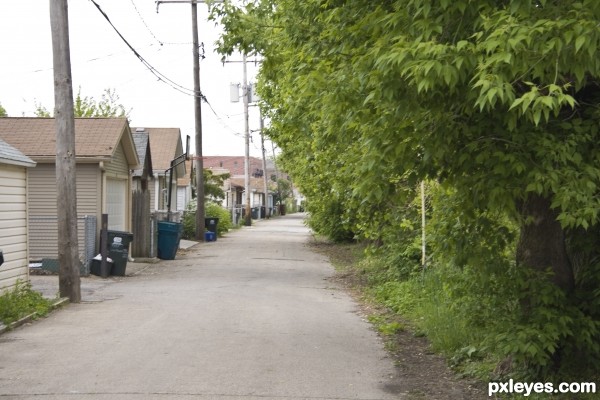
107, 179, 127, 231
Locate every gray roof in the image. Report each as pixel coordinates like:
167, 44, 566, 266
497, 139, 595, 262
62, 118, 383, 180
0, 137, 36, 167
132, 132, 152, 177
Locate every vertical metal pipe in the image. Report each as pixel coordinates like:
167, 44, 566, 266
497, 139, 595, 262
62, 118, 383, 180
243, 53, 251, 226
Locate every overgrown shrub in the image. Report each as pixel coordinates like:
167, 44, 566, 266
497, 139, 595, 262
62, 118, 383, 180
182, 200, 232, 239
306, 196, 355, 243
0, 280, 53, 326
355, 183, 600, 383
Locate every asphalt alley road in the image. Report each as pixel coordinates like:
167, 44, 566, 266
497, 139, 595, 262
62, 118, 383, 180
0, 214, 403, 400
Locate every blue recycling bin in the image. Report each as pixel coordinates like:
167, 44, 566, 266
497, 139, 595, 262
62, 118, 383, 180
157, 221, 183, 260
204, 218, 219, 241
204, 231, 216, 242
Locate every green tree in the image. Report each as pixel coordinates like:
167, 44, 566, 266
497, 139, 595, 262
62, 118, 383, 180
182, 170, 232, 239
34, 87, 130, 118
201, 169, 230, 203
212, 0, 600, 375
0, 103, 7, 117
74, 87, 130, 118
34, 100, 51, 117
213, 0, 600, 290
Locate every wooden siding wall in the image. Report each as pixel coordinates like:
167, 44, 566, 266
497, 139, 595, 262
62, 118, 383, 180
0, 164, 29, 291
29, 163, 99, 216
105, 143, 129, 177
28, 163, 100, 260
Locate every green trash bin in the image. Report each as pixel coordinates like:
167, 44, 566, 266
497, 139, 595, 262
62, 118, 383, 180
105, 230, 133, 276
158, 221, 183, 260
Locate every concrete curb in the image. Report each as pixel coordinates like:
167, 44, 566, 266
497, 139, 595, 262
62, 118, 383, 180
0, 297, 69, 335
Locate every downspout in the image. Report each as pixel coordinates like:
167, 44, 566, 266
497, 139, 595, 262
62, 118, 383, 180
154, 172, 160, 211
99, 161, 106, 250
99, 161, 106, 214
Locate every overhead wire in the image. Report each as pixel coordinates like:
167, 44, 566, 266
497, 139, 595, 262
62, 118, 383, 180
129, 0, 163, 46
89, 0, 250, 140
89, 0, 196, 97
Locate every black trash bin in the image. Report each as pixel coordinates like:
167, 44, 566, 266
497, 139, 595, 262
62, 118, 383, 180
251, 207, 259, 219
90, 258, 114, 277
204, 217, 220, 241
102, 230, 133, 276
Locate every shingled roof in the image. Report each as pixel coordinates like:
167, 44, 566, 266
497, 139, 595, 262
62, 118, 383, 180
203, 156, 265, 177
132, 127, 185, 176
0, 137, 36, 168
0, 117, 138, 166
132, 132, 153, 178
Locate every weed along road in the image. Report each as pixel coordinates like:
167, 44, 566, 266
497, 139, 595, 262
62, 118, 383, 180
0, 214, 403, 400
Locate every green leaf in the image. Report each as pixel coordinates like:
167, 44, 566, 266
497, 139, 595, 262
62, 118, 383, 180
575, 35, 586, 53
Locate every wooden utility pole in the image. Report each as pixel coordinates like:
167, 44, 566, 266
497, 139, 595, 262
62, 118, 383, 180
260, 117, 270, 218
50, 0, 81, 302
191, 2, 205, 240
243, 53, 252, 226
156, 0, 208, 240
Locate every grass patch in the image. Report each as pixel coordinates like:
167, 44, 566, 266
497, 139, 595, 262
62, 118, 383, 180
0, 280, 54, 326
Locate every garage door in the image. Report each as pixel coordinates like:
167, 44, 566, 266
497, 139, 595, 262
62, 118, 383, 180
107, 179, 127, 231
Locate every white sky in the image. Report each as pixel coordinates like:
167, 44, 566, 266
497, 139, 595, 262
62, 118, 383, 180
0, 0, 266, 157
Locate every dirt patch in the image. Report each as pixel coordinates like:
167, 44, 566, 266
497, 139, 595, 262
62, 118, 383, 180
308, 237, 485, 400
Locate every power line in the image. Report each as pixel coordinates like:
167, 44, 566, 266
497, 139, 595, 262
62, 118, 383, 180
129, 0, 163, 46
89, 0, 245, 141
89, 0, 196, 97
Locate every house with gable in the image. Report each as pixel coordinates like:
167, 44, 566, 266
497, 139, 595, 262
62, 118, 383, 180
0, 117, 139, 270
130, 130, 154, 258
203, 156, 276, 218
132, 130, 153, 193
0, 138, 36, 292
132, 127, 185, 215
177, 158, 193, 212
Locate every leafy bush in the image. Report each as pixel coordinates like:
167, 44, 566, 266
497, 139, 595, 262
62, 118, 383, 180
348, 183, 600, 383
0, 280, 53, 326
205, 202, 233, 235
306, 196, 355, 243
182, 200, 232, 239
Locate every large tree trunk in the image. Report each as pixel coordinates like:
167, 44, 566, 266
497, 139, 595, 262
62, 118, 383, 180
516, 194, 574, 293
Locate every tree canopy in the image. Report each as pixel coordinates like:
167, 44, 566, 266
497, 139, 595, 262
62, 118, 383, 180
34, 87, 130, 118
212, 0, 600, 378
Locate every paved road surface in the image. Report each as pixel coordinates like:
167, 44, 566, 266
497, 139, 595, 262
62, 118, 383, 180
0, 214, 402, 399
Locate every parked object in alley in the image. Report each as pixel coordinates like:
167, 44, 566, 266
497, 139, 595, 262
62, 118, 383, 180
204, 231, 216, 242
157, 221, 183, 260
90, 255, 114, 277
204, 218, 219, 241
105, 231, 133, 276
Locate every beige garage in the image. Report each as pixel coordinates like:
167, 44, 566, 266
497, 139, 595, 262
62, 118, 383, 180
0, 138, 36, 292
0, 118, 139, 269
